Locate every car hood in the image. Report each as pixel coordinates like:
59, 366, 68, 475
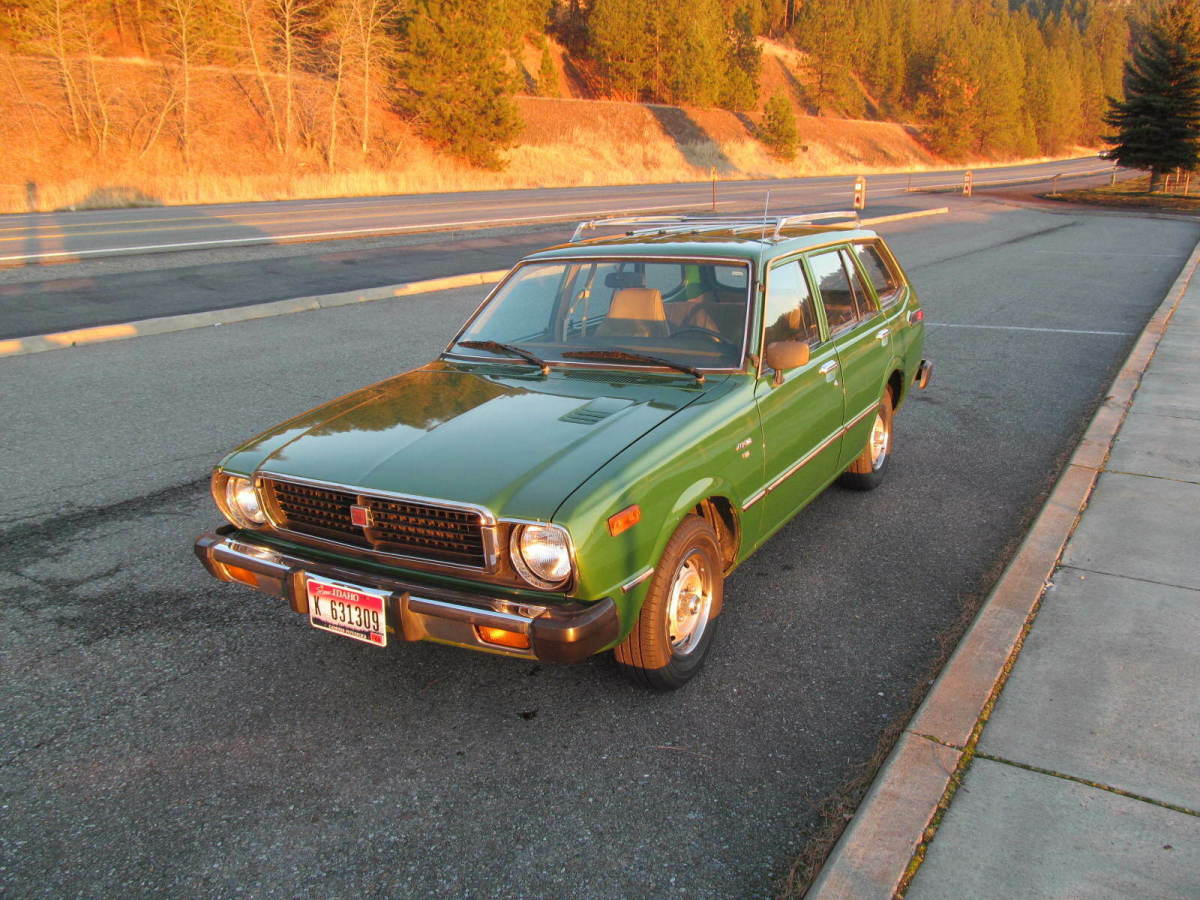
223, 362, 719, 518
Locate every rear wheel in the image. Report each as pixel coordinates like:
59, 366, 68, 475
614, 515, 722, 690
839, 387, 894, 491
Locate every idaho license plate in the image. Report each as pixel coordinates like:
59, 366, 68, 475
306, 575, 388, 647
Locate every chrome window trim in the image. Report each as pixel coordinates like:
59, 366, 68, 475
740, 400, 881, 511
620, 566, 656, 593
444, 255, 756, 374
254, 471, 501, 573
825, 295, 906, 346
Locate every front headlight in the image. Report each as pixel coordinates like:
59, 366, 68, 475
212, 472, 266, 527
510, 523, 572, 589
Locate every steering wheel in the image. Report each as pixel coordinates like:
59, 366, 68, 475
670, 326, 735, 347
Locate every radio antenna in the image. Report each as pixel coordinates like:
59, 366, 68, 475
760, 190, 772, 239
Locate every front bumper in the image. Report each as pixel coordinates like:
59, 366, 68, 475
194, 529, 619, 664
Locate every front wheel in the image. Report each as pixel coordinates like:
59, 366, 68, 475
839, 387, 894, 491
614, 515, 723, 690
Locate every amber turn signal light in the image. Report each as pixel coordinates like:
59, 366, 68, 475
476, 626, 531, 650
221, 563, 260, 588
607, 504, 641, 537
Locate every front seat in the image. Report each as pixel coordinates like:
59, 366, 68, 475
595, 288, 669, 338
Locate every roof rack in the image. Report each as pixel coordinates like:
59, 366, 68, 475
569, 211, 861, 242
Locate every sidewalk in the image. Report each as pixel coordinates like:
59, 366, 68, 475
810, 244, 1200, 898
906, 260, 1200, 896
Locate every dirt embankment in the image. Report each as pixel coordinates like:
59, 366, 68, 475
0, 41, 950, 213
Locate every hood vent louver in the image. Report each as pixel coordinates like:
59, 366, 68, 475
558, 397, 635, 425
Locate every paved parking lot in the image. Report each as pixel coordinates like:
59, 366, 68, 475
1, 202, 1196, 897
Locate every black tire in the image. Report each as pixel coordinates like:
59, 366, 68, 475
839, 387, 894, 492
614, 515, 723, 691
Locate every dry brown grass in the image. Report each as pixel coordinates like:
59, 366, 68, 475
1053, 174, 1200, 212
0, 51, 1082, 214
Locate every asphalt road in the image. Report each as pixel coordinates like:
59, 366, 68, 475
2, 200, 1195, 898
0, 158, 1119, 342
0, 156, 1110, 265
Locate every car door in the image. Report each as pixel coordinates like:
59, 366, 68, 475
805, 247, 890, 470
752, 257, 846, 538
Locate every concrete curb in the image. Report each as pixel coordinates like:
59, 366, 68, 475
806, 238, 1200, 899
0, 206, 951, 361
861, 208, 949, 227
0, 269, 509, 359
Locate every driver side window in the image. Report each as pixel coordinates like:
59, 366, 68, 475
764, 260, 822, 348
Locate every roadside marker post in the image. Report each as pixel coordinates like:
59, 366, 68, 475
963, 170, 973, 197
711, 167, 717, 212
853, 176, 867, 210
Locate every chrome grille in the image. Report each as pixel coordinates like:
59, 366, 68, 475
262, 477, 487, 568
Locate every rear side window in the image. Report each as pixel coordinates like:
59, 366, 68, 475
854, 243, 902, 306
808, 249, 877, 334
763, 260, 822, 347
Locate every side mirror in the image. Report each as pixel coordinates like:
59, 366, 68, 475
765, 341, 810, 385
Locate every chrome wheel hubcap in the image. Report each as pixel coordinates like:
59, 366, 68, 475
869, 411, 890, 470
666, 551, 712, 655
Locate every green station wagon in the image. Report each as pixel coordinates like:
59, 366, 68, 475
195, 213, 931, 689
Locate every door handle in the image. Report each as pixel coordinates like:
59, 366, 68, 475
818, 360, 839, 377
875, 328, 891, 342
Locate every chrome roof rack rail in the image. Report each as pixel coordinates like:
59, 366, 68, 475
569, 211, 861, 242
770, 210, 860, 238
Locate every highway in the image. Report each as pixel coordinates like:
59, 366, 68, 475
0, 156, 1110, 265
2, 181, 1194, 897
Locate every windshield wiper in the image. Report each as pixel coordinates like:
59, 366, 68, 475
455, 340, 550, 375
562, 349, 704, 384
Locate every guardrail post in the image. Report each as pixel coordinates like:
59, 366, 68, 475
963, 170, 973, 197
853, 176, 867, 210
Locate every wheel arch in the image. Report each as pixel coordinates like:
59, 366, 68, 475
662, 478, 742, 576
694, 496, 740, 573
888, 367, 905, 408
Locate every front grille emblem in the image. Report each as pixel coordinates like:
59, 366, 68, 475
350, 504, 373, 528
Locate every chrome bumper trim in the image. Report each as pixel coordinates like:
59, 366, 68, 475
194, 531, 618, 664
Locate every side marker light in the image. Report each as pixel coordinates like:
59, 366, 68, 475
607, 504, 642, 537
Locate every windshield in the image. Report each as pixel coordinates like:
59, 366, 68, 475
451, 258, 752, 371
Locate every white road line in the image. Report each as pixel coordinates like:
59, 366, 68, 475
927, 322, 1132, 336
1027, 249, 1187, 258
0, 203, 688, 263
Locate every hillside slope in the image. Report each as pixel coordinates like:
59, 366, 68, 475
0, 46, 954, 213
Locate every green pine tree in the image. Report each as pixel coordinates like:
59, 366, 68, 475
720, 3, 761, 111
923, 37, 980, 159
537, 46, 558, 97
586, 0, 653, 99
1104, 0, 1200, 190
395, 0, 521, 169
760, 93, 798, 160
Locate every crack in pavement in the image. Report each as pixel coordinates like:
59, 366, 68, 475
971, 751, 1200, 817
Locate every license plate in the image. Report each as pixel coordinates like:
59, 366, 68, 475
306, 575, 388, 647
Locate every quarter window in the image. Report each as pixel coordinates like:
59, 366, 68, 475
764, 260, 821, 347
854, 243, 901, 306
